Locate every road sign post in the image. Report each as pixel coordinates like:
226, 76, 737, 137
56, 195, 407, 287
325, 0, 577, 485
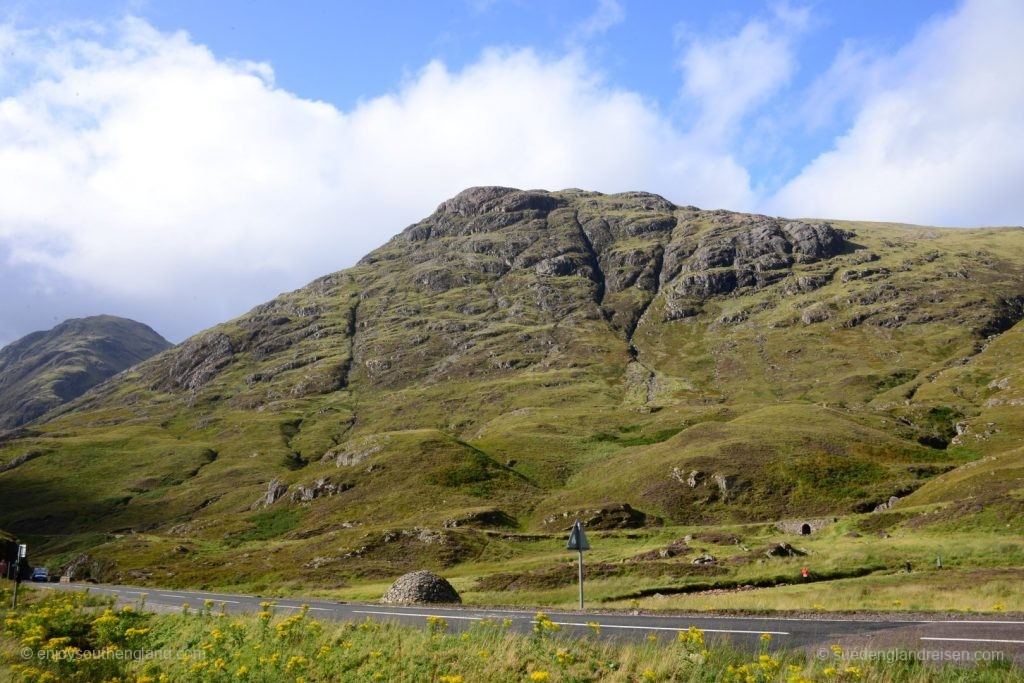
566, 520, 590, 610
11, 544, 26, 609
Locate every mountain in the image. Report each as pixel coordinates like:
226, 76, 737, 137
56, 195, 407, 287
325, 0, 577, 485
0, 315, 171, 431
0, 187, 1022, 585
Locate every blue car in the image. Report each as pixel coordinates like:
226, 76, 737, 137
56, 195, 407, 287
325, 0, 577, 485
30, 567, 49, 582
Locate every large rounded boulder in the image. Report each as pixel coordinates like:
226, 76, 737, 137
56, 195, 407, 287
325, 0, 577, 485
381, 570, 461, 605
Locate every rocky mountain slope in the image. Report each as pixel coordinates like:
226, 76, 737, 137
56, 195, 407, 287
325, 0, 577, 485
0, 315, 171, 431
0, 187, 1022, 584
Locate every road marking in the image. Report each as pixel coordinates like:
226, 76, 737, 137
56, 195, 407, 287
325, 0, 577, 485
38, 584, 1024, 631
921, 637, 1024, 645
535, 620, 789, 636
274, 605, 333, 612
921, 620, 1024, 625
353, 610, 483, 621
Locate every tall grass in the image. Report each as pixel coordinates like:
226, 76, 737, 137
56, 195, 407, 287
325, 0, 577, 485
1, 587, 1017, 681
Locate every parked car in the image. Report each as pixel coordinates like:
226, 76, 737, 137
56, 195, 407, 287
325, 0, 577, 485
30, 567, 49, 582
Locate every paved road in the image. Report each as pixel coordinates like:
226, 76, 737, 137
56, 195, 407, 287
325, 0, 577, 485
35, 582, 1024, 665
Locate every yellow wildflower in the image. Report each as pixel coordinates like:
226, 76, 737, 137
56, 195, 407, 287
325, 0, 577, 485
285, 656, 308, 671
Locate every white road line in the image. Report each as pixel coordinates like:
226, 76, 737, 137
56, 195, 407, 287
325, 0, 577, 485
537, 620, 789, 636
921, 620, 1024, 625
353, 610, 483, 621
158, 593, 190, 599
273, 605, 333, 612
921, 637, 1024, 645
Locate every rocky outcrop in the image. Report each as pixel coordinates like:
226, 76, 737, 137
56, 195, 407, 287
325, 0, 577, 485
436, 186, 563, 221
0, 449, 47, 474
380, 570, 461, 605
251, 478, 288, 509
542, 503, 653, 530
801, 304, 832, 325
442, 508, 515, 529
764, 542, 805, 558
660, 217, 846, 319
61, 552, 116, 582
873, 495, 901, 512
158, 332, 234, 392
289, 477, 350, 503
670, 468, 747, 503
781, 221, 846, 260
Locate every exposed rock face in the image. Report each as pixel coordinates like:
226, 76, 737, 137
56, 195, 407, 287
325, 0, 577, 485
251, 478, 288, 509
543, 503, 652, 530
158, 332, 233, 392
659, 217, 847, 321
380, 570, 461, 605
325, 437, 382, 467
61, 552, 115, 581
873, 495, 901, 512
801, 304, 832, 325
0, 315, 170, 430
289, 477, 350, 503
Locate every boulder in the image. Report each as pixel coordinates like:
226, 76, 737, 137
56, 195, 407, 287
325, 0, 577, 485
381, 570, 461, 605
764, 542, 805, 558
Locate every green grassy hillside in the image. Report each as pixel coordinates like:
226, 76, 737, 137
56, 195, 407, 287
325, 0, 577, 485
0, 187, 1021, 593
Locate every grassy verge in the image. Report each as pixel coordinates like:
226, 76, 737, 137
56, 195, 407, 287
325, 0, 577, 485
609, 568, 1024, 614
1, 586, 1018, 682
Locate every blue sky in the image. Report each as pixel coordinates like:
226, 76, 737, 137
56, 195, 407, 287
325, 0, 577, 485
11, 0, 959, 194
0, 0, 1021, 345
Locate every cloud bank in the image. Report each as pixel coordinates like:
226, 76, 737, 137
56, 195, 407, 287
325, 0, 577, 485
0, 0, 1021, 344
769, 0, 1024, 226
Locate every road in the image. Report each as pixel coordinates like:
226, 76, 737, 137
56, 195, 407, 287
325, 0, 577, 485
35, 582, 1024, 666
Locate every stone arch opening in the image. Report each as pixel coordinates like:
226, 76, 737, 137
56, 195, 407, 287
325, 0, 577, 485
800, 523, 811, 535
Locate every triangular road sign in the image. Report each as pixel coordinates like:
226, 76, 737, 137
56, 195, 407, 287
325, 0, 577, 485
566, 519, 590, 551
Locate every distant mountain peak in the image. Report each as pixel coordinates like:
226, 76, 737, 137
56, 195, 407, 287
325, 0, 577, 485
0, 315, 171, 430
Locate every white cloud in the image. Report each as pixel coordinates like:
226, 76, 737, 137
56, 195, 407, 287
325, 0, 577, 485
567, 0, 625, 46
0, 17, 754, 342
677, 5, 808, 143
767, 0, 1024, 226
4, 1, 1020, 345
